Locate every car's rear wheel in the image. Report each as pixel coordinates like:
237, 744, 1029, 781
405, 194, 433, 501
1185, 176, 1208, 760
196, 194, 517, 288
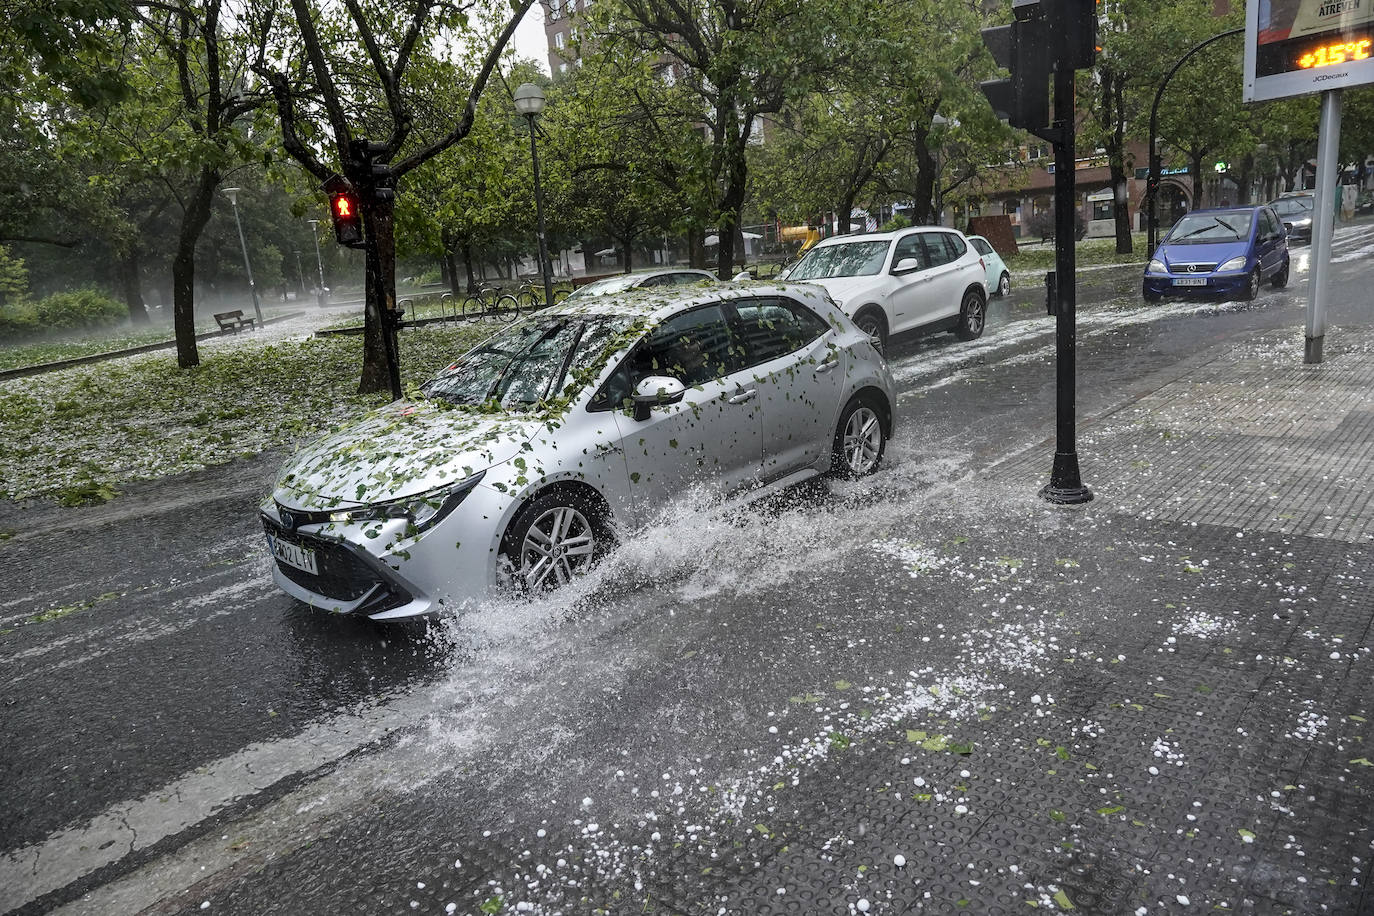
831, 395, 886, 478
853, 309, 888, 355
500, 490, 609, 592
997, 272, 1011, 297
955, 288, 986, 341
1243, 266, 1261, 302
1270, 259, 1289, 289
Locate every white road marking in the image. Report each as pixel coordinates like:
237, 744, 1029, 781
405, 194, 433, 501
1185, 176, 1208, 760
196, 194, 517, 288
0, 687, 431, 913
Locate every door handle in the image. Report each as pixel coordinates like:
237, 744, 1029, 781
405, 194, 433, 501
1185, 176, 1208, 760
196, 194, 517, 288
595, 443, 622, 457
816, 357, 839, 373
726, 389, 757, 404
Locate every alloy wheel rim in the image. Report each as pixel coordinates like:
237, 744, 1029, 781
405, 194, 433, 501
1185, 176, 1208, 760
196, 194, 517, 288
520, 506, 595, 590
843, 407, 882, 475
966, 297, 985, 334
858, 318, 882, 350
1250, 270, 1260, 297
999, 275, 1010, 296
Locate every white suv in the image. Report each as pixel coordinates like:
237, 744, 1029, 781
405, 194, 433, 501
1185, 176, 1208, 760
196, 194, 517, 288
783, 227, 988, 352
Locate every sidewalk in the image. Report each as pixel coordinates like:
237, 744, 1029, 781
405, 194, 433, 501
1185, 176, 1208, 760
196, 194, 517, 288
680, 325, 1374, 915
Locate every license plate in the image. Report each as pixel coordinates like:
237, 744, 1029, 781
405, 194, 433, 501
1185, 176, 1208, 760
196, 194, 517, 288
1173, 277, 1208, 286
268, 534, 318, 575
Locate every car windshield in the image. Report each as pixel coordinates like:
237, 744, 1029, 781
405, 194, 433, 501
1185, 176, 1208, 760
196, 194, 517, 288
1271, 198, 1313, 216
563, 274, 643, 301
421, 315, 632, 410
1166, 212, 1253, 244
786, 240, 891, 280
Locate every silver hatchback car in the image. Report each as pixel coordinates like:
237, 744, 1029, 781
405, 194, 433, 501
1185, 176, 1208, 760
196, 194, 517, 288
261, 284, 896, 621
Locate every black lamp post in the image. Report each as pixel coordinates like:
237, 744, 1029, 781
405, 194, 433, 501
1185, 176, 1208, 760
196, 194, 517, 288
515, 83, 554, 310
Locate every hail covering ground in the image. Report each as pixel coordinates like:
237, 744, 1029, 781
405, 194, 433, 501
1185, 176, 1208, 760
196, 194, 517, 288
2, 222, 1374, 914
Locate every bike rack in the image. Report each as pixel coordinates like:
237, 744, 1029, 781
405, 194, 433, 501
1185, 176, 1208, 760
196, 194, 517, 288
397, 298, 413, 327
439, 292, 453, 323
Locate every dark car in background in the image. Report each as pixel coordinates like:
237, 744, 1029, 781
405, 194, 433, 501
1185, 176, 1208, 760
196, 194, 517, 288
1268, 192, 1314, 243
1142, 206, 1290, 303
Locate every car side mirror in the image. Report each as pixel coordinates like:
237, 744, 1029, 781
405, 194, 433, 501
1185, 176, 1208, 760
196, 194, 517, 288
892, 257, 920, 274
733, 270, 752, 282
631, 376, 686, 421
1281, 223, 1291, 237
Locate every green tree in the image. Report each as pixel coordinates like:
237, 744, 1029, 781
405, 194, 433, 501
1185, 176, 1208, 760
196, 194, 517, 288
254, 0, 535, 395
588, 0, 863, 278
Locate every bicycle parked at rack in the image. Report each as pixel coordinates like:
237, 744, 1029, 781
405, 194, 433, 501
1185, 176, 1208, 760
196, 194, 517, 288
510, 283, 572, 312
460, 286, 520, 322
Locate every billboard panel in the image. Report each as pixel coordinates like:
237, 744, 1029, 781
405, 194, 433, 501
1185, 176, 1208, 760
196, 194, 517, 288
1245, 0, 1374, 100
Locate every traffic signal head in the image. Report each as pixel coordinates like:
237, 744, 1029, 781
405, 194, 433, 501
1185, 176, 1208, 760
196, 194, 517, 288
1043, 0, 1098, 70
980, 18, 1051, 132
329, 189, 364, 247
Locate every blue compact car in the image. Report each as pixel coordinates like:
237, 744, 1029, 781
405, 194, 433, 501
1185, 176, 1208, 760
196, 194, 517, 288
1142, 206, 1290, 303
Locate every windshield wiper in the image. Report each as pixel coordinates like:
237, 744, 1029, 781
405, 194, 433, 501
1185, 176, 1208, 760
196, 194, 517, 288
1172, 218, 1230, 241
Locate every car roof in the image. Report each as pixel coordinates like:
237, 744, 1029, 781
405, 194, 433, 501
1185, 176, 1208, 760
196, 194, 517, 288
534, 282, 831, 323
811, 226, 962, 247
1181, 206, 1262, 216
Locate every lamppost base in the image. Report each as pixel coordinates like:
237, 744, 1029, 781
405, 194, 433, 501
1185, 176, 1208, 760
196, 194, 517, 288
1040, 451, 1093, 505
1304, 335, 1323, 364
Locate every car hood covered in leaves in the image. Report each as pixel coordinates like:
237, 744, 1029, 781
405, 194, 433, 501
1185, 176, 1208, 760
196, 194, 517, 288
272, 401, 542, 510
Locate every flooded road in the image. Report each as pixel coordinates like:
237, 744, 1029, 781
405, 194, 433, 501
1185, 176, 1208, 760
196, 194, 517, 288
4, 225, 1374, 915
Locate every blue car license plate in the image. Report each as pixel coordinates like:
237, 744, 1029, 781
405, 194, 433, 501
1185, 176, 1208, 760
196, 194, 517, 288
1172, 277, 1207, 286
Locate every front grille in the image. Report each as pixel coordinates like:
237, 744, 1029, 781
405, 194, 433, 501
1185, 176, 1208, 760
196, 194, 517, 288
1170, 263, 1216, 274
263, 519, 410, 613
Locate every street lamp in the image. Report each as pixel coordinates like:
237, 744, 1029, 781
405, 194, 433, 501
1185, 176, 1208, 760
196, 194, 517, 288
221, 187, 263, 324
1146, 27, 1243, 253
306, 219, 327, 307
515, 82, 554, 310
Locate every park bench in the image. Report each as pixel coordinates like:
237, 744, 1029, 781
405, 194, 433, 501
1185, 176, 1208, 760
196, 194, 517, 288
213, 310, 256, 334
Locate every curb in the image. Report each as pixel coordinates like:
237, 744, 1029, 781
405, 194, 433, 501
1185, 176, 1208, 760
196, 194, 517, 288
0, 312, 306, 381
314, 313, 466, 338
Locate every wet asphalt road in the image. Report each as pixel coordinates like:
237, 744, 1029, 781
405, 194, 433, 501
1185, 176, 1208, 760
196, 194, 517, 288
2, 226, 1373, 915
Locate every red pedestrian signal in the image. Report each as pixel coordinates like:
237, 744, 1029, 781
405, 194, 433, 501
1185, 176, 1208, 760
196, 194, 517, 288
329, 191, 364, 247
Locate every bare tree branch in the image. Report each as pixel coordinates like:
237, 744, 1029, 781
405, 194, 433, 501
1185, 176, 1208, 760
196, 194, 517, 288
392, 0, 535, 176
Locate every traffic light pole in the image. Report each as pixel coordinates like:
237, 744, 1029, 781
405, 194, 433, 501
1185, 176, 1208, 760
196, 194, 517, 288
1041, 65, 1092, 505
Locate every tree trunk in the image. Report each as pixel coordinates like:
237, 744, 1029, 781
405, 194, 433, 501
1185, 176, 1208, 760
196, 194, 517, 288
120, 250, 149, 325
1189, 152, 1204, 208
688, 229, 706, 269
358, 191, 397, 396
715, 140, 749, 280
837, 189, 857, 235
171, 167, 219, 368
1103, 71, 1133, 255
912, 144, 937, 225
620, 238, 633, 273
1236, 153, 1255, 205
462, 241, 478, 293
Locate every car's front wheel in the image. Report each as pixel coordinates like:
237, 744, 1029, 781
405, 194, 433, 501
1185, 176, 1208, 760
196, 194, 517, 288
1270, 259, 1290, 289
831, 395, 887, 478
997, 272, 1011, 297
500, 489, 609, 592
1243, 266, 1261, 302
955, 288, 986, 341
853, 308, 888, 355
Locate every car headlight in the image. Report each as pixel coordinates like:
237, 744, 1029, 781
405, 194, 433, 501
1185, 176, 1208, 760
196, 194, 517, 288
1148, 259, 1166, 274
1218, 256, 1247, 272
328, 472, 485, 532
